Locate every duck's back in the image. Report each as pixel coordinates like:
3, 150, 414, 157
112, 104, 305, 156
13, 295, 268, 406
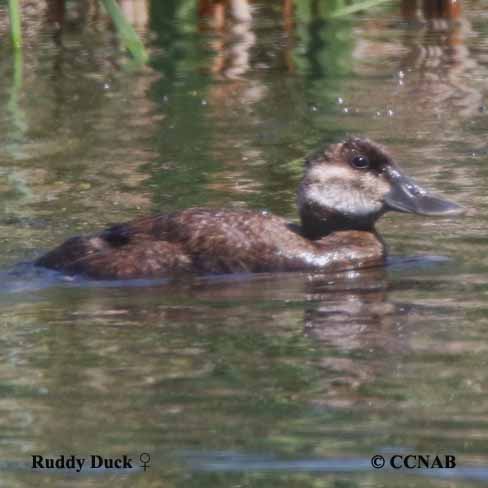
35, 208, 384, 279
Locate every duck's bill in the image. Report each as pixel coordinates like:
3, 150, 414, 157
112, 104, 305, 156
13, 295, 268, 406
384, 168, 463, 216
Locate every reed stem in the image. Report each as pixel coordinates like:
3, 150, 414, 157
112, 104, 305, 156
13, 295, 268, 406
328, 0, 392, 17
100, 0, 148, 64
8, 0, 23, 50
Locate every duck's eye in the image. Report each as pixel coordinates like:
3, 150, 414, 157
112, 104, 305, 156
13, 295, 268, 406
351, 155, 370, 169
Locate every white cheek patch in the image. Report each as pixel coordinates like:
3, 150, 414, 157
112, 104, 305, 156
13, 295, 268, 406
305, 168, 387, 218
307, 185, 381, 217
309, 165, 350, 181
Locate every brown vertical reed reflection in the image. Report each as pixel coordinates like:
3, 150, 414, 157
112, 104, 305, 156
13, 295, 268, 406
198, 0, 255, 79
46, 0, 65, 34
283, 0, 296, 73
45, 0, 148, 46
401, 0, 419, 20
34, 0, 155, 218
46, 0, 68, 47
401, 0, 462, 22
45, 0, 94, 36
197, 0, 270, 198
119, 0, 149, 30
396, 0, 482, 135
422, 0, 462, 21
283, 0, 294, 31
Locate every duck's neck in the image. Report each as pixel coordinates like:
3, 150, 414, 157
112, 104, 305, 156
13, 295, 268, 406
298, 202, 375, 240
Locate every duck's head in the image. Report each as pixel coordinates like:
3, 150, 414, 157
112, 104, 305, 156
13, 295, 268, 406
298, 137, 462, 238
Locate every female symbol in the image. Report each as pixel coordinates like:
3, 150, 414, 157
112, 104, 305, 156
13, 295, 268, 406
139, 453, 151, 472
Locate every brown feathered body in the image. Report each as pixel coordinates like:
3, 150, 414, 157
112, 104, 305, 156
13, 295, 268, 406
36, 208, 385, 279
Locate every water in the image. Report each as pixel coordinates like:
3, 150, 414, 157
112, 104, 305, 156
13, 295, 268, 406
0, 0, 488, 486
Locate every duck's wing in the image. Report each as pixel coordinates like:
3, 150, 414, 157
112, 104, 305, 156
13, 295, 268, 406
34, 208, 297, 278
34, 213, 192, 279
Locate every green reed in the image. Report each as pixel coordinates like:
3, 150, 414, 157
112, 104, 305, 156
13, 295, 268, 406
8, 0, 22, 49
100, 0, 149, 64
328, 0, 392, 17
7, 0, 148, 64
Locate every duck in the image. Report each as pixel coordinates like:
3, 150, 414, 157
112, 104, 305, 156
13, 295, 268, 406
35, 137, 462, 280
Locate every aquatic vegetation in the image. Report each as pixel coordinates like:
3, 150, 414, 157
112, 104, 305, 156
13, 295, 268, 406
294, 0, 391, 20
99, 0, 149, 64
6, 0, 148, 64
7, 0, 22, 49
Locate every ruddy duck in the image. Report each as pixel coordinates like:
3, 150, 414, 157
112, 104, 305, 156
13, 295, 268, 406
35, 138, 462, 280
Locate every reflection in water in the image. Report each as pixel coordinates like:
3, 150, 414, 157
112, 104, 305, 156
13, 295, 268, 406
355, 0, 479, 122
0, 0, 159, 268
197, 0, 270, 199
0, 262, 481, 486
397, 0, 481, 120
402, 0, 462, 22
